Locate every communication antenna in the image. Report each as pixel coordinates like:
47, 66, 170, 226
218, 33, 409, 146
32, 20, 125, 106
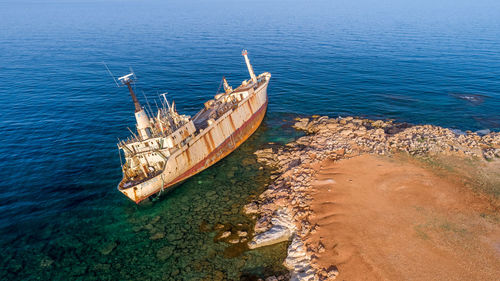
157, 92, 167, 114
127, 127, 140, 141
160, 92, 171, 111
129, 67, 138, 81
154, 99, 160, 114
142, 90, 154, 117
102, 62, 119, 87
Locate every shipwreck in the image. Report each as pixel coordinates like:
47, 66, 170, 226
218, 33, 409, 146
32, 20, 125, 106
115, 50, 271, 203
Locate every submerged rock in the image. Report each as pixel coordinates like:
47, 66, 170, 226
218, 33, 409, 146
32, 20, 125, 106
156, 246, 173, 261
228, 238, 240, 244
150, 232, 165, 240
243, 202, 259, 214
248, 209, 296, 249
39, 257, 54, 268
166, 232, 182, 241
293, 118, 310, 131
151, 215, 161, 224
98, 241, 117, 256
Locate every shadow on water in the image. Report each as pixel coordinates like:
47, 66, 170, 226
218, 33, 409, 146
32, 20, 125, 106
472, 116, 500, 130
449, 92, 488, 106
1, 113, 298, 281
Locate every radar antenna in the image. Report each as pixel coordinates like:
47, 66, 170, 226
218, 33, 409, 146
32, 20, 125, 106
118, 72, 142, 112
129, 67, 137, 81
102, 62, 119, 87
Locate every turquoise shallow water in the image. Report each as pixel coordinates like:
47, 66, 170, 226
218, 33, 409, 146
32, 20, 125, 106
1, 115, 301, 280
1, 0, 500, 280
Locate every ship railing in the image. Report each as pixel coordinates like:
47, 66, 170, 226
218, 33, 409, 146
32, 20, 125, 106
234, 76, 266, 93
119, 129, 168, 145
120, 119, 192, 146
120, 169, 163, 190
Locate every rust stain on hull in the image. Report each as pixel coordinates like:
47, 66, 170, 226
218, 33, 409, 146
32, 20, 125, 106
228, 115, 237, 131
184, 149, 191, 165
202, 135, 212, 151
207, 131, 216, 150
247, 100, 254, 113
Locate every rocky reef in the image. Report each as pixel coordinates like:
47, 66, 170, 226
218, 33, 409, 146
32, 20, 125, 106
246, 116, 500, 281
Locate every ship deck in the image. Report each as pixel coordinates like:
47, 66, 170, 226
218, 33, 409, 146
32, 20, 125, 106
192, 78, 266, 131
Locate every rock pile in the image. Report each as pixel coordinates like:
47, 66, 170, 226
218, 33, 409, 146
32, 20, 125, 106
247, 115, 499, 280
293, 116, 499, 161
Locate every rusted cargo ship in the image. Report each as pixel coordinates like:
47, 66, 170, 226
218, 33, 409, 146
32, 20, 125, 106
116, 50, 270, 203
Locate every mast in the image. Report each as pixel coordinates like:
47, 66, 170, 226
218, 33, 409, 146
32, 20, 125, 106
118, 73, 153, 139
119, 74, 142, 112
127, 84, 142, 112
222, 76, 233, 93
242, 50, 257, 83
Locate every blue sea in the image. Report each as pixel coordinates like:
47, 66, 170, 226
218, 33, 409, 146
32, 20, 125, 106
1, 0, 499, 280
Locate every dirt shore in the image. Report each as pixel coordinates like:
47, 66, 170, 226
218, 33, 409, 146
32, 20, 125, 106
307, 154, 500, 281
249, 116, 500, 280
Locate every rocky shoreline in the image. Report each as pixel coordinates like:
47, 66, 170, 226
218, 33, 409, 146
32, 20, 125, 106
245, 116, 500, 281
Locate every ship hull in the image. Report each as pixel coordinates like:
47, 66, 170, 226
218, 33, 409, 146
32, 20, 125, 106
119, 79, 269, 203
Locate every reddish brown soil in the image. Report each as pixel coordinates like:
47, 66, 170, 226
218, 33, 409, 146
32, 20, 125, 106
307, 154, 500, 281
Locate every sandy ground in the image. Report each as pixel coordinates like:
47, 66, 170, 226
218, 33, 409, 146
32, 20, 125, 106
307, 154, 500, 281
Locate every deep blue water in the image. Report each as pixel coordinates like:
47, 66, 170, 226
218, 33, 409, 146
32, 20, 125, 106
1, 0, 499, 279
